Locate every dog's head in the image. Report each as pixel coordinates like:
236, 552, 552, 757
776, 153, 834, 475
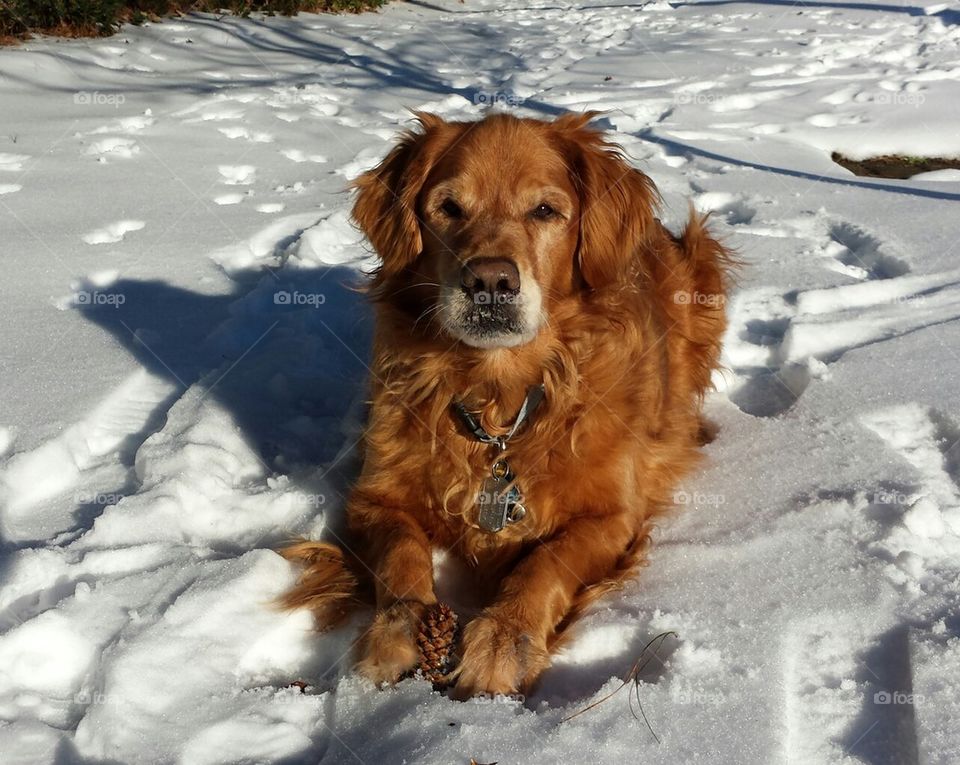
353, 112, 657, 349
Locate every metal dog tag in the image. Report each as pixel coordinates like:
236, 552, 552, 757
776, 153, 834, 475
477, 459, 526, 533
453, 385, 544, 534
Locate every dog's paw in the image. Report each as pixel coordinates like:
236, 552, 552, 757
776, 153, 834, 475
449, 614, 549, 700
357, 601, 427, 685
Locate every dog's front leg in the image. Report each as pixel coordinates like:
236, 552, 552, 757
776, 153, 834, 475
452, 512, 636, 698
352, 498, 437, 685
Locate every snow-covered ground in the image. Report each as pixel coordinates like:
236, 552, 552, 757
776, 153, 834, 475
2, 1, 960, 762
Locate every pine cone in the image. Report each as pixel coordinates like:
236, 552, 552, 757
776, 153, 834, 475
416, 602, 460, 685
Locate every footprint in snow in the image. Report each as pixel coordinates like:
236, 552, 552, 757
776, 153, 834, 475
783, 615, 918, 764
86, 137, 140, 161
693, 190, 758, 226
82, 220, 145, 245
182, 106, 245, 123
0, 367, 178, 526
723, 222, 958, 419
861, 404, 960, 537
0, 153, 30, 172
750, 63, 793, 76
218, 165, 256, 186
214, 192, 251, 206
89, 113, 155, 135
709, 89, 796, 113
806, 113, 863, 128
818, 221, 910, 281
218, 127, 274, 143
280, 149, 327, 164
749, 124, 786, 135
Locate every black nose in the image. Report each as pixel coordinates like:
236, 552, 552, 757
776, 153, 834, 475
460, 258, 521, 302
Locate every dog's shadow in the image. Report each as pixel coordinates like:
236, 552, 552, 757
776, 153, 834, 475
74, 265, 372, 535
528, 608, 679, 712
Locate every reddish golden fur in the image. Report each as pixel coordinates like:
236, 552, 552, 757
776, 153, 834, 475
281, 112, 732, 697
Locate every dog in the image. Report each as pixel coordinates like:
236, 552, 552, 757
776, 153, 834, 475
281, 111, 732, 699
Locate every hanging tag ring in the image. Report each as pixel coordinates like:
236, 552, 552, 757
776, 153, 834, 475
450, 386, 545, 533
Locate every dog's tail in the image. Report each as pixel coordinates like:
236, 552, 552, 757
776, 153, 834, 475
278, 540, 365, 628
678, 209, 740, 394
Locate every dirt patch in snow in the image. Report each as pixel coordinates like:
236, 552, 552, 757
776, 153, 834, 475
832, 152, 960, 180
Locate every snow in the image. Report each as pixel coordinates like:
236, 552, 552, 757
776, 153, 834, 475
81, 219, 146, 245
912, 168, 960, 181
1, 0, 960, 762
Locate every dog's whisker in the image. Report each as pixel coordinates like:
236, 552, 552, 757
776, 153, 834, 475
413, 303, 445, 332
387, 281, 442, 298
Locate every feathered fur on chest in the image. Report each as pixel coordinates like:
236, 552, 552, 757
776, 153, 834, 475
351, 285, 686, 562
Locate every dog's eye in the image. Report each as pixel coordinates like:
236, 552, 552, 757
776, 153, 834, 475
439, 199, 464, 219
531, 203, 558, 220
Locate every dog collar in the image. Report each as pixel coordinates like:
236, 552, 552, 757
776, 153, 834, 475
451, 385, 545, 533
451, 384, 545, 449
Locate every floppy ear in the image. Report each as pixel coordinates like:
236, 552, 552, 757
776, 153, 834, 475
352, 113, 449, 285
555, 113, 659, 289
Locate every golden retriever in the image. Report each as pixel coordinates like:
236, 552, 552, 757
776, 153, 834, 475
281, 111, 732, 699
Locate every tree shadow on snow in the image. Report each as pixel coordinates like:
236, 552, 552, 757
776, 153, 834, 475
673, 0, 959, 26
437, 0, 958, 24
639, 131, 960, 204
6, 10, 956, 210
0, 11, 567, 122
